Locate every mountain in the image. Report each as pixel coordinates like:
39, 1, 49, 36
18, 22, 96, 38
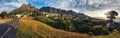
11, 4, 38, 13
39, 7, 76, 14
39, 7, 89, 18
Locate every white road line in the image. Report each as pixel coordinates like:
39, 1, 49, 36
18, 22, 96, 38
0, 19, 19, 38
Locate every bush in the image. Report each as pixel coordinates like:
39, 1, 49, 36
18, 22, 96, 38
35, 16, 115, 36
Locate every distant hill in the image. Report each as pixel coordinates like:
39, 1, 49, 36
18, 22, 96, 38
39, 7, 89, 18
11, 4, 38, 13
17, 18, 88, 38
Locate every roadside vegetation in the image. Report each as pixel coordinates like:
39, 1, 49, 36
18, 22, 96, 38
16, 18, 120, 38
34, 14, 110, 35
16, 18, 89, 38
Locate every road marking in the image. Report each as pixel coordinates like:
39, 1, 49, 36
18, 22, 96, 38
0, 19, 19, 38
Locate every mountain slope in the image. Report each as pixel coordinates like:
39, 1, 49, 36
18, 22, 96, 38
11, 4, 38, 13
16, 18, 88, 38
39, 7, 89, 18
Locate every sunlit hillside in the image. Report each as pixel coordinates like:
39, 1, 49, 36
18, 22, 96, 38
16, 18, 89, 38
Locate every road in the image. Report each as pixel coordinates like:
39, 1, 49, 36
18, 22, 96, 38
0, 19, 19, 38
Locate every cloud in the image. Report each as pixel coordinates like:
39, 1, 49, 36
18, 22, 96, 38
0, 0, 28, 12
47, 0, 120, 17
0, 0, 120, 17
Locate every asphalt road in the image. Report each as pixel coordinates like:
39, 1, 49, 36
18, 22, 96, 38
0, 19, 19, 38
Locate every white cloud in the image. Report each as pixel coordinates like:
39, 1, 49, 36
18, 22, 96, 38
0, 0, 120, 17
48, 0, 120, 17
0, 0, 28, 13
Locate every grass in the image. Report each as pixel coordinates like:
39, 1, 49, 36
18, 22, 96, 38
92, 30, 120, 38
0, 18, 119, 38
16, 18, 88, 38
0, 19, 11, 24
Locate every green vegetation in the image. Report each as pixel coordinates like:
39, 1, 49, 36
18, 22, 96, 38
92, 30, 120, 38
0, 11, 8, 19
1, 10, 120, 37
16, 18, 88, 38
0, 11, 17, 19
1, 4, 120, 38
34, 13, 120, 35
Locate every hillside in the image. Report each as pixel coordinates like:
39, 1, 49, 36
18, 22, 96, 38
11, 4, 38, 13
39, 7, 89, 18
16, 18, 89, 38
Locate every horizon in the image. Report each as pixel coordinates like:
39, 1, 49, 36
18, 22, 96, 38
0, 0, 120, 17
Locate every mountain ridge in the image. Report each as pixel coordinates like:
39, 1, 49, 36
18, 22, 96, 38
11, 4, 38, 13
10, 4, 89, 19
39, 6, 89, 18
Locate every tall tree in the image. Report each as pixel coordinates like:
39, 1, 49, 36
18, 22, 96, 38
0, 11, 8, 19
105, 10, 119, 29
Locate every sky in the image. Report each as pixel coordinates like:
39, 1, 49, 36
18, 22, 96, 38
0, 0, 120, 17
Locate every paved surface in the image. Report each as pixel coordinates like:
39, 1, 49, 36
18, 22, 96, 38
0, 19, 19, 38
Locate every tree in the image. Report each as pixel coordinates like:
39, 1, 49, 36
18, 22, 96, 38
65, 20, 74, 31
105, 10, 119, 29
0, 11, 8, 19
105, 11, 118, 20
31, 10, 41, 18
